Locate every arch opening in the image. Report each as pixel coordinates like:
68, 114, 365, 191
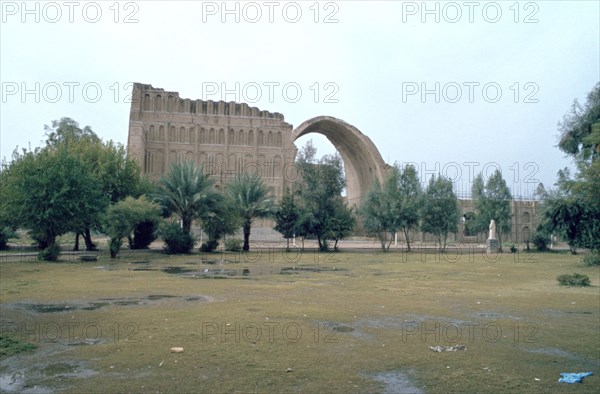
292, 116, 387, 206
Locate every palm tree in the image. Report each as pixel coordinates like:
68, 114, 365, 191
226, 173, 273, 251
156, 161, 221, 236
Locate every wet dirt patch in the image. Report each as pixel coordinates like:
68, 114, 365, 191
279, 266, 348, 274
22, 304, 76, 313
1, 357, 95, 393
162, 266, 194, 274
80, 302, 110, 311
369, 371, 423, 394
526, 348, 580, 359
9, 295, 212, 314
164, 266, 277, 279
146, 294, 177, 301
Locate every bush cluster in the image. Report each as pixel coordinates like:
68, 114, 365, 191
224, 238, 242, 252
37, 243, 61, 261
556, 273, 590, 286
161, 223, 194, 254
582, 253, 600, 266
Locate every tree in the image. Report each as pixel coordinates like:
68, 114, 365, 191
155, 161, 221, 237
226, 173, 273, 252
361, 179, 394, 251
200, 199, 239, 252
396, 164, 422, 251
472, 170, 512, 251
420, 175, 460, 252
361, 164, 422, 252
43, 118, 142, 251
102, 196, 162, 258
1, 144, 103, 260
327, 200, 356, 251
295, 143, 346, 251
274, 189, 300, 250
541, 83, 600, 258
44, 117, 100, 146
558, 82, 600, 162
537, 191, 586, 254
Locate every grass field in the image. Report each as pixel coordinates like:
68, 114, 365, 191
1, 246, 598, 393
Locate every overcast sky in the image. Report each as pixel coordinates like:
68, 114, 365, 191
1, 0, 598, 198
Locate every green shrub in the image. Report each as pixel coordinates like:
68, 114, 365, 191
0, 336, 37, 357
557, 273, 590, 286
38, 242, 61, 261
130, 220, 157, 249
582, 253, 600, 266
0, 227, 17, 250
161, 223, 194, 254
224, 238, 242, 252
533, 231, 551, 251
108, 237, 123, 259
200, 239, 219, 253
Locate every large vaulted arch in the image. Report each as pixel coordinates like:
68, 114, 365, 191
293, 116, 389, 206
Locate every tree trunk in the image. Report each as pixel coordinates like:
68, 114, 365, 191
73, 233, 80, 251
182, 218, 192, 236
379, 231, 387, 252
243, 222, 251, 252
404, 228, 412, 252
83, 227, 96, 251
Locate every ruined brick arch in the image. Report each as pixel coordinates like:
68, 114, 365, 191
293, 116, 388, 206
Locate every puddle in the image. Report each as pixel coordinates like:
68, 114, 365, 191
474, 312, 521, 320
315, 321, 355, 333
9, 295, 212, 314
22, 304, 75, 313
146, 295, 177, 301
280, 266, 347, 274
80, 302, 110, 311
0, 372, 25, 393
163, 266, 282, 279
162, 267, 194, 274
527, 348, 580, 359
371, 371, 423, 394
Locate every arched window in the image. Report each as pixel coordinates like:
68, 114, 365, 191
238, 130, 245, 145
169, 126, 176, 142
148, 125, 155, 141
159, 126, 165, 141
155, 95, 162, 111
228, 154, 236, 173
199, 128, 206, 144
228, 129, 235, 145
154, 150, 164, 174
218, 129, 225, 144
267, 132, 274, 147
188, 127, 195, 144
167, 95, 174, 112
523, 212, 530, 223
248, 130, 254, 146
274, 155, 282, 177
258, 130, 264, 145
207, 155, 215, 174
144, 151, 153, 172
179, 127, 186, 143
209, 129, 216, 144
144, 94, 151, 111
276, 132, 282, 147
